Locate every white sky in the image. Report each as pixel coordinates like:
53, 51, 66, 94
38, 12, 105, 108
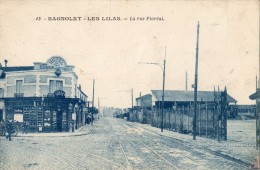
0, 0, 259, 108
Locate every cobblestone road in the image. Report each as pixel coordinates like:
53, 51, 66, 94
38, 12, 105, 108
0, 117, 257, 170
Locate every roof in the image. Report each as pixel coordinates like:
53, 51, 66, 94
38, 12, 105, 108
151, 90, 237, 103
0, 66, 34, 72
0, 66, 35, 78
249, 89, 260, 100
136, 94, 152, 100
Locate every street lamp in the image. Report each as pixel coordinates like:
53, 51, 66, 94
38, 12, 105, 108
138, 46, 166, 132
91, 79, 95, 126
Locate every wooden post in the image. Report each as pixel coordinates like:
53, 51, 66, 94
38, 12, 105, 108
193, 22, 200, 140
188, 104, 190, 133
206, 103, 208, 138
199, 103, 201, 136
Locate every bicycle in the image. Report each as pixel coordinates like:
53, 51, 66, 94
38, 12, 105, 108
0, 121, 19, 137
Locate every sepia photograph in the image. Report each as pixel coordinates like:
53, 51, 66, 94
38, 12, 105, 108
0, 0, 259, 169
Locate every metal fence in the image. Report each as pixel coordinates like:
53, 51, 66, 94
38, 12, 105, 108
130, 90, 228, 141
150, 104, 219, 138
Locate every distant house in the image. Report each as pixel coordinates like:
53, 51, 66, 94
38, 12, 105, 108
136, 94, 152, 109
136, 90, 237, 110
231, 104, 256, 118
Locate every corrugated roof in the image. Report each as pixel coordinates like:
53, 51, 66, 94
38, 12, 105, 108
151, 90, 237, 103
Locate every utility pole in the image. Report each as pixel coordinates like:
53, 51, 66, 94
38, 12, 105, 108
185, 70, 188, 91
256, 76, 258, 149
138, 46, 166, 132
161, 47, 166, 132
131, 88, 133, 109
91, 79, 95, 125
98, 97, 100, 117
193, 21, 200, 140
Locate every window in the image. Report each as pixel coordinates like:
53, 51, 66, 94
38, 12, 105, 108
49, 80, 63, 93
16, 80, 23, 93
0, 88, 3, 97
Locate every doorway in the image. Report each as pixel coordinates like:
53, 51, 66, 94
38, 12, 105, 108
56, 109, 62, 132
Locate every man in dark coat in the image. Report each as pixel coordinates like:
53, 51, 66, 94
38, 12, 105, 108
6, 120, 13, 141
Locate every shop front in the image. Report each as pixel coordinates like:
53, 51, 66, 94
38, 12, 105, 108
2, 91, 86, 132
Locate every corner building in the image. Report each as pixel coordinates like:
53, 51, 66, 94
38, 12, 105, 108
0, 56, 88, 132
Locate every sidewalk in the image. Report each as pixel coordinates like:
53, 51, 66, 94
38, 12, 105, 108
16, 124, 95, 137
127, 120, 259, 169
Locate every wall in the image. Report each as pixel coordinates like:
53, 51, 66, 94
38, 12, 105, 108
6, 74, 37, 97
5, 71, 76, 98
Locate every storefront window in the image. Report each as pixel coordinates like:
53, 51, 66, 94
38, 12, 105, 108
52, 111, 57, 130
37, 107, 43, 127
44, 109, 51, 127
29, 108, 37, 127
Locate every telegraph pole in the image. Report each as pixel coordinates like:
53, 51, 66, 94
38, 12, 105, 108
185, 70, 188, 91
161, 47, 166, 132
193, 22, 200, 140
256, 76, 258, 149
131, 88, 133, 109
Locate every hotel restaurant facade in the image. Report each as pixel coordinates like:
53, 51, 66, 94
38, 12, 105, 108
0, 56, 88, 132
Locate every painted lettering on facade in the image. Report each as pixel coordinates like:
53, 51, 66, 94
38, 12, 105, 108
47, 56, 67, 67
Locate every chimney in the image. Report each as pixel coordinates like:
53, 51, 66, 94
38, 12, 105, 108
4, 60, 8, 67
139, 92, 141, 97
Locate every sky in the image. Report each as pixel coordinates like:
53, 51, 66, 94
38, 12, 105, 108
0, 0, 259, 108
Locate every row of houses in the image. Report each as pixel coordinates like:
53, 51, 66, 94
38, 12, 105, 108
0, 56, 89, 132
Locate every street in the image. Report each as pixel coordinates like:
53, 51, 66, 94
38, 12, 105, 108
0, 117, 257, 170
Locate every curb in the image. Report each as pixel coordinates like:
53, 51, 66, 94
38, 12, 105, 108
14, 125, 95, 138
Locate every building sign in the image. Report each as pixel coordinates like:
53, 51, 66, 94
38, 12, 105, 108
47, 56, 67, 67
54, 90, 65, 97
14, 113, 23, 122
36, 56, 74, 71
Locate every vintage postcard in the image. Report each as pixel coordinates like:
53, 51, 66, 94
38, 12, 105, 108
0, 0, 259, 169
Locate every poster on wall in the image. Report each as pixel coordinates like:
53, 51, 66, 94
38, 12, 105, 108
14, 113, 23, 122
14, 109, 23, 122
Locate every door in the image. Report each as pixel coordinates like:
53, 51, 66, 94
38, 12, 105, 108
56, 109, 62, 132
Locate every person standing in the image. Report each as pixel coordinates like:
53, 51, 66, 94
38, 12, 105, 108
5, 119, 13, 141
